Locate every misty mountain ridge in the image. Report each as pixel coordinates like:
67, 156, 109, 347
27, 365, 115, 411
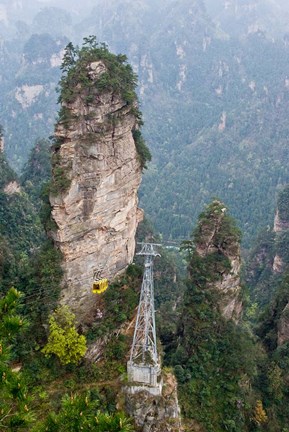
1, 2, 289, 431
2, 0, 289, 246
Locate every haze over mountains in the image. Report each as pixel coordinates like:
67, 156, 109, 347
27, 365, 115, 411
2, 2, 289, 430
1, 0, 289, 244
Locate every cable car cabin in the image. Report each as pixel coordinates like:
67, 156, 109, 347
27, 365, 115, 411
92, 278, 108, 294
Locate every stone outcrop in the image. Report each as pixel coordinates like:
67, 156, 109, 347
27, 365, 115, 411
124, 371, 182, 432
272, 207, 289, 274
50, 59, 143, 324
278, 303, 289, 345
247, 185, 289, 345
246, 185, 289, 306
272, 209, 288, 273
4, 181, 21, 195
0, 135, 4, 153
273, 186, 289, 344
273, 209, 289, 233
272, 254, 283, 273
15, 85, 44, 109
194, 200, 242, 321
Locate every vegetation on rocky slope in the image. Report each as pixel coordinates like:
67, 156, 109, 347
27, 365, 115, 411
0, 145, 138, 429
59, 37, 139, 107
164, 202, 256, 431
2, 6, 289, 427
2, 141, 289, 430
53, 36, 151, 181
159, 199, 289, 431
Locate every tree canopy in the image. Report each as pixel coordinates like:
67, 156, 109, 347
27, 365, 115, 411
42, 306, 87, 365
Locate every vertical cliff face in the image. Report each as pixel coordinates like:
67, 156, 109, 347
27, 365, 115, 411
190, 200, 243, 320
273, 186, 289, 345
272, 186, 289, 274
0, 133, 4, 154
278, 303, 289, 345
49, 40, 148, 323
245, 186, 289, 306
246, 185, 289, 347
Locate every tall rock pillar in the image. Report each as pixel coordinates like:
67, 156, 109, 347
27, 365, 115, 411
49, 42, 147, 324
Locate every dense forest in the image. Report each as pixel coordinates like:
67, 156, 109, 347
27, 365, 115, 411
1, 129, 289, 430
1, 1, 289, 431
2, 0, 289, 245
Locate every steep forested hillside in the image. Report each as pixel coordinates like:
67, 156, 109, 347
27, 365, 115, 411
0, 32, 67, 168
0, 149, 43, 275
139, 3, 289, 245
1, 2, 289, 430
2, 0, 289, 245
163, 200, 289, 431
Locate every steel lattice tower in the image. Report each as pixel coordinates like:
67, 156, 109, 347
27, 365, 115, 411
127, 243, 161, 387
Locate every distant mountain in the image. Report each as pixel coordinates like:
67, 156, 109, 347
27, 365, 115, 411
0, 32, 67, 168
138, 0, 289, 244
206, 0, 289, 38
2, 0, 289, 244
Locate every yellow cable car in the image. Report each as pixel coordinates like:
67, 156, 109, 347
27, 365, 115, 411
92, 278, 109, 294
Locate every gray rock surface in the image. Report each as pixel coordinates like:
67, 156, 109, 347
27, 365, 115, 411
124, 372, 182, 432
50, 61, 142, 323
278, 303, 289, 346
195, 203, 242, 321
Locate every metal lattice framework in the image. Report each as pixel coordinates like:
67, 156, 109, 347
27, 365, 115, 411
129, 243, 161, 368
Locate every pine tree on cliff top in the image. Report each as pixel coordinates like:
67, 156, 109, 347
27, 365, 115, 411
51, 36, 151, 196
